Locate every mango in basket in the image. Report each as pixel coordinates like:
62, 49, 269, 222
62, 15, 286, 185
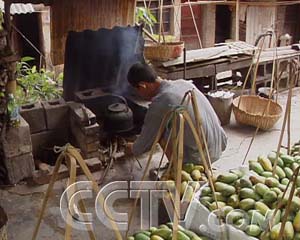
258, 156, 273, 172
227, 194, 240, 208
249, 161, 265, 175
263, 190, 277, 204
245, 224, 261, 237
215, 182, 236, 196
182, 163, 194, 174
239, 198, 255, 211
216, 172, 239, 184
191, 169, 202, 181
293, 211, 300, 232
240, 188, 260, 201
181, 170, 193, 182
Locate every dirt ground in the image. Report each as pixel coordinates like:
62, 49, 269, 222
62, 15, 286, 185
0, 88, 299, 240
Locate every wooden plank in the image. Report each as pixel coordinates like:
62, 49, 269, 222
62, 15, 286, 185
215, 57, 252, 73
158, 64, 215, 79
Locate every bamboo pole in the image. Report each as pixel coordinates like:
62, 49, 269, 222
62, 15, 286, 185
188, 0, 203, 48
235, 0, 240, 41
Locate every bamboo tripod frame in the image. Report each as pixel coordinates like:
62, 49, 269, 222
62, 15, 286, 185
31, 144, 123, 240
126, 89, 221, 239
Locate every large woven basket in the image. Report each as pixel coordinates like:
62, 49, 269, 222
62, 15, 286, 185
144, 41, 184, 61
232, 95, 283, 130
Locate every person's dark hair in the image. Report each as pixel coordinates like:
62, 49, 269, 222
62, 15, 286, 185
127, 63, 157, 87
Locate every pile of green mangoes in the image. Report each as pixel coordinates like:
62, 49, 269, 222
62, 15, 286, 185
127, 222, 210, 240
292, 140, 300, 157
161, 163, 206, 201
199, 151, 300, 240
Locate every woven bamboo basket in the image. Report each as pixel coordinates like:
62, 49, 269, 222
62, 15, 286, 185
232, 95, 283, 130
144, 41, 184, 61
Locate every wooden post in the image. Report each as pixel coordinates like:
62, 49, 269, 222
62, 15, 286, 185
235, 0, 240, 41
4, 0, 11, 46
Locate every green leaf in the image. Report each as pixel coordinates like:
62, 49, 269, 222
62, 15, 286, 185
21, 56, 35, 62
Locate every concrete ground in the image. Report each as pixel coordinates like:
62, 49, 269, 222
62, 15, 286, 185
0, 88, 299, 240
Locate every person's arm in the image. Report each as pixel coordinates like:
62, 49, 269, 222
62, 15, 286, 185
131, 100, 168, 156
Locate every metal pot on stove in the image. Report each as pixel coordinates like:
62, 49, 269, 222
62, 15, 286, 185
103, 97, 134, 134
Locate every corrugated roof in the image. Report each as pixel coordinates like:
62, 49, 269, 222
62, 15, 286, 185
0, 1, 35, 15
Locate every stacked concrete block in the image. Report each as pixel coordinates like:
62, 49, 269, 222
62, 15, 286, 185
68, 102, 100, 159
42, 98, 69, 130
30, 98, 70, 161
20, 102, 47, 133
2, 117, 35, 184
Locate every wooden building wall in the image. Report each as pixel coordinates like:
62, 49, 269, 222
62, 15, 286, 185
50, 0, 136, 65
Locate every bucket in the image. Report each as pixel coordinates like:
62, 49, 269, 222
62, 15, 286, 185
208, 91, 234, 126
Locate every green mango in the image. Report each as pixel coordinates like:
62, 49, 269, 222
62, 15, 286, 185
296, 176, 300, 187
181, 170, 193, 182
209, 201, 226, 211
260, 231, 271, 240
293, 211, 300, 232
193, 165, 204, 172
249, 161, 264, 175
177, 231, 190, 240
292, 162, 300, 171
183, 230, 203, 240
266, 209, 281, 226
249, 210, 267, 227
158, 224, 169, 229
284, 167, 294, 179
191, 169, 202, 181
255, 202, 270, 215
270, 223, 281, 240
239, 198, 255, 211
135, 233, 151, 240
151, 229, 172, 239
150, 235, 164, 240
127, 237, 135, 240
270, 187, 282, 195
255, 183, 270, 197
183, 163, 194, 173
214, 192, 227, 202
245, 224, 262, 237
263, 190, 277, 204
230, 169, 244, 178
215, 182, 236, 197
217, 173, 238, 184
227, 194, 240, 208
258, 156, 273, 171
291, 196, 300, 212
268, 152, 284, 167
239, 178, 253, 188
201, 187, 212, 196
222, 206, 234, 216
281, 178, 290, 185
226, 210, 245, 224
261, 171, 276, 178
281, 154, 295, 165
166, 222, 185, 232
150, 227, 157, 233
274, 166, 286, 179
240, 188, 260, 201
295, 233, 300, 240
265, 177, 279, 188
284, 221, 294, 240
250, 175, 266, 185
